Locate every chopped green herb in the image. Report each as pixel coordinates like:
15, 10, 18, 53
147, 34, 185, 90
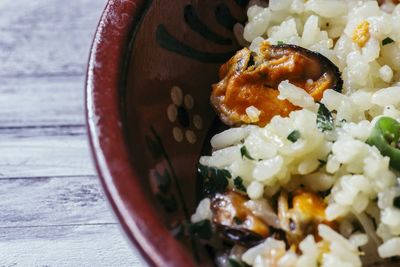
203, 177, 228, 195
233, 216, 244, 225
241, 146, 255, 160
198, 164, 231, 195
316, 102, 334, 132
394, 196, 400, 209
198, 164, 231, 179
277, 41, 285, 45
287, 130, 301, 142
229, 258, 245, 267
188, 219, 213, 240
382, 37, 395, 46
234, 177, 246, 192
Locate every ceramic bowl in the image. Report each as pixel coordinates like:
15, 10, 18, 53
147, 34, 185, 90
86, 0, 248, 266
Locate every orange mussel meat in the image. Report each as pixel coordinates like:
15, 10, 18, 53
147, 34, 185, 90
211, 42, 342, 127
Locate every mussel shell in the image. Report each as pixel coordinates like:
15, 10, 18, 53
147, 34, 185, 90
216, 225, 264, 248
271, 44, 343, 93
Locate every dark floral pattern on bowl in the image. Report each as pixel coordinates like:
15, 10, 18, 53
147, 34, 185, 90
86, 0, 249, 266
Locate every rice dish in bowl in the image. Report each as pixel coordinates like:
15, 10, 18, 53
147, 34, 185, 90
190, 1, 400, 266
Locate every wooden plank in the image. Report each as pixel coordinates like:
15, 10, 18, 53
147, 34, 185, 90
0, 224, 144, 267
0, 0, 144, 265
0, 175, 115, 227
0, 125, 86, 139
0, 0, 108, 77
0, 76, 85, 127
0, 134, 95, 178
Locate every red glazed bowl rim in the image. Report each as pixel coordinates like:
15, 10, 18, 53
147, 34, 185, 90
85, 1, 197, 266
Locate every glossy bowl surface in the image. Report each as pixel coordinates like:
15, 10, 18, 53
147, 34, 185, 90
86, 0, 247, 266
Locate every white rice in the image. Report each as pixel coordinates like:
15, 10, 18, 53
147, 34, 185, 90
240, 225, 365, 267
277, 80, 318, 110
246, 106, 262, 123
193, 0, 400, 266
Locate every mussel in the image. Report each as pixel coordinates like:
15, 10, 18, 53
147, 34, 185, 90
211, 41, 343, 126
209, 189, 337, 248
210, 191, 270, 247
278, 190, 336, 246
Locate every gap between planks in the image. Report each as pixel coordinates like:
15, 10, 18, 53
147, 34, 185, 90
0, 222, 117, 230
0, 174, 97, 180
0, 124, 86, 138
0, 72, 84, 79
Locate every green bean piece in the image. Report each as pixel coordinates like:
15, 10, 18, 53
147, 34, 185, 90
367, 117, 400, 171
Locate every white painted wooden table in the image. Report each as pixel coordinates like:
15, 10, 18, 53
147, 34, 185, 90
0, 1, 143, 266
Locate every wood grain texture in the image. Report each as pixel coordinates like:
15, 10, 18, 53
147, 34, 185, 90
0, 224, 142, 267
0, 134, 95, 178
0, 176, 114, 227
0, 77, 85, 127
0, 0, 106, 77
0, 0, 145, 265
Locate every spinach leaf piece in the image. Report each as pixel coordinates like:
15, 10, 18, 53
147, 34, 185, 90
316, 102, 334, 132
198, 164, 231, 195
234, 176, 246, 192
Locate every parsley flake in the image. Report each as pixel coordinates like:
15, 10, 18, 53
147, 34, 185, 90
382, 37, 395, 46
287, 130, 301, 142
198, 164, 231, 195
234, 177, 246, 192
241, 146, 255, 160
